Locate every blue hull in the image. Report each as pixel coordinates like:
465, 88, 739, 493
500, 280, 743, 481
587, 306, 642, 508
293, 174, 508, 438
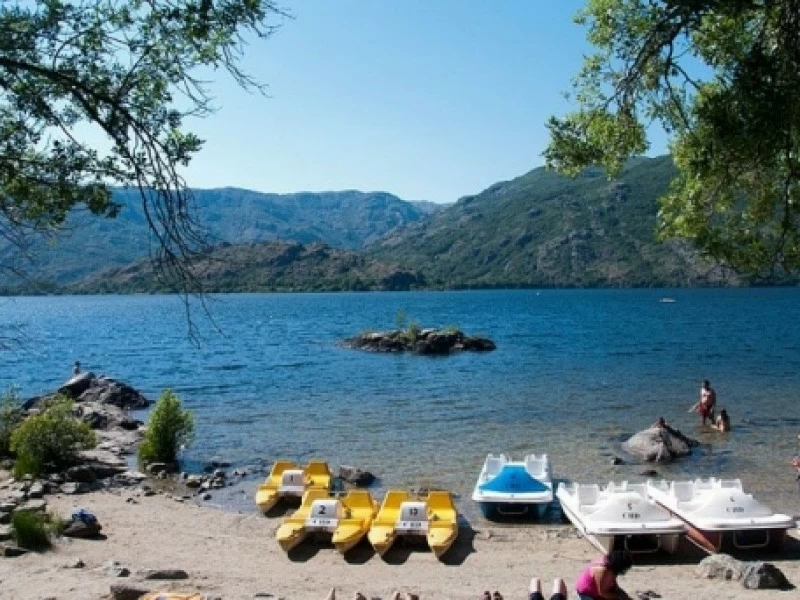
478, 501, 550, 521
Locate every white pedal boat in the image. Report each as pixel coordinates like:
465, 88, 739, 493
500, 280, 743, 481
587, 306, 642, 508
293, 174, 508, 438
471, 453, 553, 519
647, 478, 794, 553
556, 481, 685, 554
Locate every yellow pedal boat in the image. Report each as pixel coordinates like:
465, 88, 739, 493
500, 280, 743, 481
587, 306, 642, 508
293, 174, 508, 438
276, 489, 378, 553
255, 460, 332, 513
367, 490, 458, 559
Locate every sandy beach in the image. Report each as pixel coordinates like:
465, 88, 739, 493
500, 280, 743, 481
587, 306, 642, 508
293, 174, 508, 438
2, 484, 799, 600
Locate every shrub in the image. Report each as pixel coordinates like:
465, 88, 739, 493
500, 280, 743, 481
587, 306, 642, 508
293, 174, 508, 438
406, 321, 421, 343
138, 389, 194, 466
9, 398, 96, 477
395, 308, 408, 330
11, 511, 51, 550
0, 387, 24, 458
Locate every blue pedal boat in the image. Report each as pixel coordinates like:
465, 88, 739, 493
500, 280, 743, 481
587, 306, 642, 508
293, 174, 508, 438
471, 453, 553, 520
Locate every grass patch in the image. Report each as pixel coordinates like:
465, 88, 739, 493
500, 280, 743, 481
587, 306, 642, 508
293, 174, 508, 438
11, 511, 51, 550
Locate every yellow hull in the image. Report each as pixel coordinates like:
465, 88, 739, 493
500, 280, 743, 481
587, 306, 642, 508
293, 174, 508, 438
276, 489, 377, 555
368, 490, 458, 560
255, 460, 332, 514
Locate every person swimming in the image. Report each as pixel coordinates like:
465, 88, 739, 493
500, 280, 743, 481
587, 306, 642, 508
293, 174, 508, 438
713, 408, 730, 433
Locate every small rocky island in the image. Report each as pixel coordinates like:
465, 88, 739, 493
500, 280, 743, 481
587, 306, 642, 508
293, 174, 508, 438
342, 327, 496, 355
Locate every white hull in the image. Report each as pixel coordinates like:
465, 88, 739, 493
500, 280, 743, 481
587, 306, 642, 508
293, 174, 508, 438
471, 453, 553, 520
646, 478, 794, 553
557, 481, 684, 554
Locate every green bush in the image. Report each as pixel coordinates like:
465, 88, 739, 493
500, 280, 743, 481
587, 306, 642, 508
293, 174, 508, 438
9, 398, 96, 477
11, 511, 51, 550
0, 387, 24, 458
406, 321, 421, 343
138, 389, 194, 466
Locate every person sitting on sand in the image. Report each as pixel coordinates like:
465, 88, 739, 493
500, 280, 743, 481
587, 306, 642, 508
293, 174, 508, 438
575, 550, 633, 600
712, 408, 731, 433
529, 577, 568, 600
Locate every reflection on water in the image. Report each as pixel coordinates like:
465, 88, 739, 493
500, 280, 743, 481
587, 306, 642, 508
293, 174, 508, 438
2, 289, 800, 519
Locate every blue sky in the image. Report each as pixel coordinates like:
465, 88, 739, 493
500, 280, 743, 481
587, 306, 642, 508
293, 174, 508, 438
184, 0, 667, 203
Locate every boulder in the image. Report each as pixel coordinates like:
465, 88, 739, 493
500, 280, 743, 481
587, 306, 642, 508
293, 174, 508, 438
66, 465, 97, 483
139, 568, 189, 580
78, 377, 150, 409
102, 560, 130, 577
58, 372, 95, 398
27, 481, 45, 499
110, 584, 151, 600
742, 562, 793, 590
146, 462, 174, 475
61, 481, 91, 495
0, 524, 11, 541
1, 544, 29, 557
13, 499, 47, 514
695, 554, 792, 590
339, 465, 376, 487
63, 519, 103, 538
622, 424, 698, 463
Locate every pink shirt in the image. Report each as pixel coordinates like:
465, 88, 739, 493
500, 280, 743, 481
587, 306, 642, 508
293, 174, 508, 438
576, 559, 610, 598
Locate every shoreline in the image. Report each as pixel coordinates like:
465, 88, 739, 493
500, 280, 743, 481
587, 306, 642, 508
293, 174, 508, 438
2, 481, 799, 600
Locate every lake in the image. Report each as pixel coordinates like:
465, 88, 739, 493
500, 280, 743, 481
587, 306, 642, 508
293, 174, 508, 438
2, 289, 800, 519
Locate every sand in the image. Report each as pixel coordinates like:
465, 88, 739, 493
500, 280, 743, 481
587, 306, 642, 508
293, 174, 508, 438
1, 487, 799, 600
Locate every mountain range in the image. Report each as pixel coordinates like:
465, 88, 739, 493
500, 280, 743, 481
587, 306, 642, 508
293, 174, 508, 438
3, 155, 781, 294
0, 188, 437, 290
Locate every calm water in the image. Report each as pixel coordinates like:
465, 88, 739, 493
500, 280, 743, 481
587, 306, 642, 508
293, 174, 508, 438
2, 289, 800, 520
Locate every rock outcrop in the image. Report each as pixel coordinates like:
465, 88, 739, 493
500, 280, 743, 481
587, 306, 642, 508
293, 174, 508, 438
24, 374, 150, 411
696, 553, 793, 590
622, 423, 698, 463
342, 328, 496, 355
339, 465, 376, 486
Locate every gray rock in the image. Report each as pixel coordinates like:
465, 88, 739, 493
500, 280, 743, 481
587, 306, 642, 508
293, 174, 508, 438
0, 512, 10, 524
185, 475, 205, 488
742, 561, 792, 589
202, 493, 212, 501
696, 553, 745, 580
14, 499, 47, 513
0, 502, 16, 513
1, 544, 29, 557
339, 465, 376, 486
0, 524, 11, 541
145, 462, 172, 475
695, 554, 791, 589
622, 424, 698, 463
109, 584, 150, 600
61, 481, 91, 495
27, 481, 45, 499
63, 520, 103, 538
66, 465, 96, 483
78, 377, 150, 409
64, 557, 85, 568
58, 372, 95, 398
102, 560, 130, 577
139, 568, 189, 580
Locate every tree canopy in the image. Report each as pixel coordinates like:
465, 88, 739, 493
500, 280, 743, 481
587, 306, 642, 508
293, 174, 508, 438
546, 0, 800, 276
0, 0, 285, 286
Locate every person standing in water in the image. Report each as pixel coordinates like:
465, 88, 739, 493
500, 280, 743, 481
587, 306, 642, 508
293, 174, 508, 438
689, 379, 716, 425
